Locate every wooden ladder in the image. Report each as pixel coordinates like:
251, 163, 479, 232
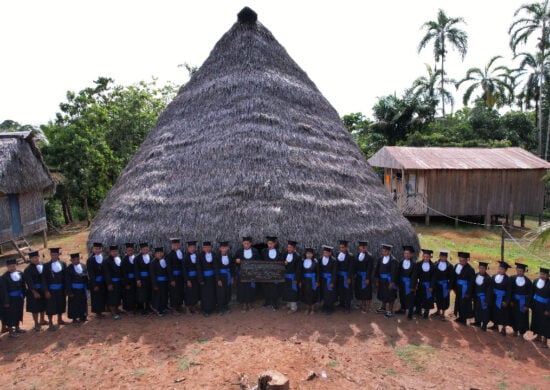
10, 236, 31, 264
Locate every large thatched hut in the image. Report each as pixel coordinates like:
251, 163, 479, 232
88, 7, 418, 255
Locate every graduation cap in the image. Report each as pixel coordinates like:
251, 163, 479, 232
109, 245, 119, 251
515, 262, 527, 271
242, 236, 253, 242
28, 250, 39, 258
358, 241, 368, 247
49, 248, 60, 254
457, 251, 470, 259
265, 236, 277, 242
154, 247, 164, 253
540, 267, 549, 274
202, 241, 212, 247
125, 243, 135, 249
439, 250, 449, 257
498, 261, 511, 270
218, 241, 229, 247
139, 242, 149, 248
421, 249, 433, 255
478, 261, 489, 268
381, 244, 393, 251
92, 242, 103, 248
402, 245, 414, 252
288, 240, 297, 247
187, 241, 197, 246
322, 245, 333, 252
339, 240, 348, 246
6, 258, 17, 265
70, 253, 80, 260
170, 238, 181, 244
305, 247, 314, 254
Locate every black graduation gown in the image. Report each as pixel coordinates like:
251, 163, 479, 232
235, 247, 260, 304
453, 263, 475, 320
1, 271, 26, 327
490, 274, 510, 326
473, 272, 492, 325
530, 278, 550, 338
150, 257, 169, 313
65, 263, 88, 320
214, 252, 234, 308
300, 258, 319, 305
87, 254, 107, 314
397, 258, 417, 310
415, 261, 435, 310
354, 251, 374, 301
375, 255, 399, 303
283, 252, 301, 303
431, 260, 454, 311
134, 253, 153, 305
198, 252, 217, 314
167, 249, 185, 308
23, 263, 46, 313
261, 248, 282, 306
183, 252, 200, 306
42, 260, 67, 315
121, 254, 137, 311
319, 255, 338, 311
509, 275, 533, 334
104, 256, 123, 307
335, 252, 353, 309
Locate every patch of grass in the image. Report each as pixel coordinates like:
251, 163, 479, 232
178, 356, 200, 371
387, 369, 396, 377
497, 381, 507, 390
544, 375, 550, 381
394, 344, 436, 372
134, 368, 146, 378
327, 360, 338, 368
521, 386, 537, 390
191, 348, 201, 355
197, 338, 208, 344
55, 341, 66, 350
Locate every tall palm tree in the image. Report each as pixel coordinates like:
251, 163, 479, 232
456, 56, 513, 109
418, 9, 468, 117
411, 63, 455, 113
509, 0, 550, 157
515, 51, 550, 122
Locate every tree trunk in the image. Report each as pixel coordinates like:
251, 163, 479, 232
84, 197, 91, 227
61, 196, 72, 224
546, 105, 550, 160
440, 33, 446, 117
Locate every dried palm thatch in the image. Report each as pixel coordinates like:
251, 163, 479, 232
88, 7, 419, 256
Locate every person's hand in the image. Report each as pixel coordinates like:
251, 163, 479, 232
154, 286, 159, 291
217, 281, 222, 287
502, 301, 507, 308
284, 261, 288, 266
523, 305, 529, 312
388, 282, 394, 291
230, 278, 234, 285
330, 283, 334, 289
315, 282, 320, 288
171, 281, 176, 287
136, 281, 142, 288
33, 291, 41, 299
200, 281, 204, 285
125, 285, 131, 290
108, 284, 113, 292
429, 288, 433, 293
346, 278, 351, 286
187, 281, 192, 288
236, 258, 241, 264
68, 293, 74, 298
366, 280, 370, 286
45, 291, 51, 299
544, 310, 550, 316
93, 286, 99, 292
4, 304, 9, 308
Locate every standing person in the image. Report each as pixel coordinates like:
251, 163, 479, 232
453, 252, 475, 325
1, 258, 26, 338
283, 240, 301, 314
42, 248, 66, 331
183, 240, 200, 314
509, 262, 532, 339
150, 247, 169, 317
415, 249, 435, 319
261, 236, 282, 311
300, 247, 319, 315
65, 253, 88, 325
166, 238, 185, 313
531, 267, 550, 348
432, 250, 454, 320
121, 243, 137, 313
319, 245, 337, 315
214, 241, 234, 314
198, 241, 217, 317
375, 244, 399, 318
472, 261, 491, 331
134, 242, 153, 316
397, 246, 417, 320
23, 250, 47, 331
104, 245, 123, 320
354, 241, 375, 314
335, 240, 353, 313
489, 261, 511, 336
87, 242, 107, 318
235, 236, 259, 312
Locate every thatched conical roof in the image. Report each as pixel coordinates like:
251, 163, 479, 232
88, 7, 419, 255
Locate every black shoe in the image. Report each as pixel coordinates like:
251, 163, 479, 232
455, 318, 466, 325
471, 322, 481, 327
395, 309, 406, 315
481, 325, 487, 332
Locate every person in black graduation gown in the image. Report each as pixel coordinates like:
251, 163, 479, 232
354, 241, 375, 314
135, 243, 153, 315
235, 236, 260, 312
65, 253, 88, 324
375, 244, 399, 318
319, 245, 337, 315
167, 238, 185, 312
431, 250, 454, 320
23, 250, 47, 331
335, 240, 353, 313
183, 240, 201, 314
489, 261, 511, 335
283, 240, 301, 314
42, 247, 67, 331
509, 262, 533, 338
214, 241, 234, 314
104, 245, 124, 319
87, 242, 107, 318
150, 247, 169, 316
261, 236, 282, 311
121, 243, 137, 313
472, 261, 492, 331
397, 246, 417, 320
530, 267, 550, 348
453, 251, 475, 325
300, 247, 319, 315
198, 241, 217, 317
2, 258, 26, 337
415, 249, 435, 319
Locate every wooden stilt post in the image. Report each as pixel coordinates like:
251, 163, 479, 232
508, 202, 514, 228
501, 227, 505, 261
520, 214, 525, 228
42, 228, 48, 249
455, 216, 459, 227
485, 203, 491, 230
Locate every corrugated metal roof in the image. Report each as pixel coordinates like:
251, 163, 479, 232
367, 146, 550, 170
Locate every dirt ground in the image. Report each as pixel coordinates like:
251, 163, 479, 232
0, 227, 549, 389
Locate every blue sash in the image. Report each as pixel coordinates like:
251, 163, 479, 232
437, 280, 449, 298
493, 288, 506, 309
357, 271, 367, 289
422, 281, 432, 299
285, 273, 297, 291
534, 294, 549, 304
379, 273, 395, 289
126, 273, 135, 279
303, 272, 317, 291
476, 292, 488, 310
513, 293, 528, 313
157, 276, 168, 282
173, 270, 182, 276
71, 283, 86, 290
33, 283, 42, 289
95, 275, 105, 282
9, 290, 23, 298
188, 270, 197, 277
337, 271, 349, 289
49, 283, 63, 290
456, 279, 468, 299
219, 268, 231, 286
400, 276, 411, 295
203, 270, 215, 277
111, 277, 121, 283
322, 272, 333, 292
139, 271, 149, 278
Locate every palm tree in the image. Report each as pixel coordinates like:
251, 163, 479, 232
515, 52, 550, 122
456, 56, 513, 109
418, 9, 468, 117
411, 64, 455, 113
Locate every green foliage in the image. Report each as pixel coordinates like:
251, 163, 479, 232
342, 112, 385, 158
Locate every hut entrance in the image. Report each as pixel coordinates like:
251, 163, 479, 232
8, 194, 22, 236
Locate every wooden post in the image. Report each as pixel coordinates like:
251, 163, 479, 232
454, 216, 459, 227
520, 214, 525, 228
539, 213, 543, 226
484, 203, 491, 230
42, 228, 48, 249
507, 202, 514, 227
500, 227, 505, 262
425, 197, 430, 226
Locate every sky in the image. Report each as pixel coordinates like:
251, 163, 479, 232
0, 0, 534, 126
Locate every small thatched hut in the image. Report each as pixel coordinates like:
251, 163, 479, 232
88, 7, 418, 255
0, 131, 54, 251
